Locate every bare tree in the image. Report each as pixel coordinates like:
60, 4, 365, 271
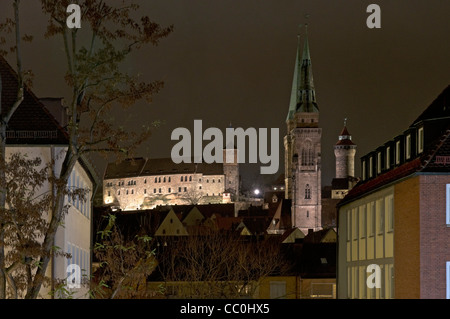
92, 213, 157, 299
156, 228, 289, 299
0, 0, 173, 298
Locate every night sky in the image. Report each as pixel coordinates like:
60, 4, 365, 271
1, 0, 449, 190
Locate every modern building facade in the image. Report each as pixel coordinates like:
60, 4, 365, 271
337, 85, 450, 299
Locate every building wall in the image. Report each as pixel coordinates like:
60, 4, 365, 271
104, 173, 226, 210
6, 146, 92, 298
394, 176, 420, 299
338, 185, 394, 299
418, 174, 450, 299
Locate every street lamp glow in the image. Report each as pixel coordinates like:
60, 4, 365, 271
254, 189, 260, 195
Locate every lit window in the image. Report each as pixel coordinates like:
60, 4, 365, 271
386, 146, 391, 169
418, 127, 424, 153
406, 134, 411, 159
360, 205, 366, 238
395, 141, 401, 164
447, 261, 450, 299
377, 152, 382, 174
446, 184, 450, 226
362, 160, 366, 180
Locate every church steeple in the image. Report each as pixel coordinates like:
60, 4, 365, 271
286, 24, 318, 122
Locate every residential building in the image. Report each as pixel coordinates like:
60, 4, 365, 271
337, 85, 450, 299
1, 56, 98, 298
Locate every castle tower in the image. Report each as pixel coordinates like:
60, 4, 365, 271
284, 26, 322, 233
223, 124, 240, 201
331, 119, 358, 200
334, 119, 357, 178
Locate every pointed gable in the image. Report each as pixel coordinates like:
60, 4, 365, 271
182, 206, 205, 227
155, 208, 188, 236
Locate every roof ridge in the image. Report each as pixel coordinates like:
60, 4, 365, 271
0, 55, 69, 142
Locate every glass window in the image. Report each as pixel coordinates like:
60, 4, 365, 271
418, 127, 424, 153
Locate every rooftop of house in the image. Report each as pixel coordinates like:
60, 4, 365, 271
339, 85, 450, 206
0, 55, 68, 145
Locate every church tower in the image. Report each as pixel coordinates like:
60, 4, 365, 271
284, 26, 322, 233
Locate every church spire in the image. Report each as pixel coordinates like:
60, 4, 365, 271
286, 24, 318, 122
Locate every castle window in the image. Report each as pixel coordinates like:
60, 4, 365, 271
307, 211, 309, 218
218, 179, 221, 183
158, 177, 161, 183
168, 177, 171, 182
178, 187, 181, 192
305, 184, 311, 199
154, 189, 156, 193
189, 176, 192, 182
108, 191, 110, 196
199, 178, 202, 182
118, 190, 120, 196
184, 187, 187, 192
126, 190, 129, 195
155, 177, 157, 183
144, 189, 147, 194
207, 179, 209, 183
134, 181, 136, 185
212, 179, 215, 183
181, 176, 183, 182
418, 127, 424, 153
168, 188, 171, 193
144, 179, 147, 184
131, 189, 134, 194
199, 186, 202, 190
163, 177, 166, 183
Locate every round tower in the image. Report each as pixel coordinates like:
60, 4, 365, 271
334, 120, 356, 178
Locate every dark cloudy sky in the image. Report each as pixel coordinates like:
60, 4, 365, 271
1, 0, 449, 189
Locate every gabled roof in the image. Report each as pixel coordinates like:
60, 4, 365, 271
412, 85, 450, 125
104, 157, 224, 179
0, 56, 68, 145
339, 86, 450, 206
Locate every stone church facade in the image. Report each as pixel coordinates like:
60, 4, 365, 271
284, 28, 357, 233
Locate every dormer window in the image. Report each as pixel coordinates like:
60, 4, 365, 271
395, 141, 401, 164
386, 146, 391, 170
418, 127, 424, 153
377, 152, 382, 174
362, 160, 366, 180
406, 134, 411, 159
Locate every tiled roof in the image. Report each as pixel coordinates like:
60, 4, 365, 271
104, 157, 224, 179
412, 85, 450, 125
0, 56, 68, 145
